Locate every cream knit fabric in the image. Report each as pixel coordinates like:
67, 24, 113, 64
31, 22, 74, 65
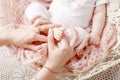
0, 0, 120, 80
0, 46, 37, 80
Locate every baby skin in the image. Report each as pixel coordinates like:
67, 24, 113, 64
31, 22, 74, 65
53, 27, 89, 53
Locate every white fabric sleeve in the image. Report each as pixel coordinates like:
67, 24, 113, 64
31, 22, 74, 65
95, 0, 108, 6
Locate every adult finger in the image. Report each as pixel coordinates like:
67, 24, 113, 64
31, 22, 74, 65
17, 49, 21, 60
20, 50, 26, 62
48, 29, 55, 51
69, 27, 77, 47
30, 15, 41, 25
33, 19, 51, 27
33, 34, 48, 42
39, 24, 60, 32
59, 33, 69, 49
23, 44, 38, 51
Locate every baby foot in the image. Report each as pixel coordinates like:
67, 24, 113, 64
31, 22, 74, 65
53, 28, 64, 41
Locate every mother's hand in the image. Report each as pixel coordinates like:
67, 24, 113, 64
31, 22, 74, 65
34, 28, 77, 80
45, 27, 77, 72
30, 16, 60, 34
10, 16, 59, 51
6, 24, 47, 51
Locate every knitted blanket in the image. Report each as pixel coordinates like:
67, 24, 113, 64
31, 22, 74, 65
0, 0, 120, 80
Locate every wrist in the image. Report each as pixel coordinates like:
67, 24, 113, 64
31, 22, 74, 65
35, 65, 58, 80
0, 28, 11, 45
45, 61, 63, 73
43, 66, 58, 74
5, 28, 15, 45
8, 30, 16, 45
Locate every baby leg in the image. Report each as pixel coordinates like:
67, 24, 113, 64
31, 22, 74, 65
75, 34, 89, 54
64, 27, 88, 48
25, 1, 50, 24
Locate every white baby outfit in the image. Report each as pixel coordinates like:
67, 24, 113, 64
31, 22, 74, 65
25, 0, 108, 47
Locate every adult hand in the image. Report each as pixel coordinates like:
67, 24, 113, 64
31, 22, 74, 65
30, 16, 60, 34
6, 16, 59, 51
34, 27, 77, 80
45, 27, 77, 72
5, 24, 47, 51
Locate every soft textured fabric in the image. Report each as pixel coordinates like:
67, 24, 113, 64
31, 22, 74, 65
0, 0, 119, 80
0, 0, 117, 73
24, 0, 116, 73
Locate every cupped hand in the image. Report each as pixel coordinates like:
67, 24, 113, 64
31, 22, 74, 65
45, 27, 77, 72
7, 24, 47, 51
30, 16, 60, 34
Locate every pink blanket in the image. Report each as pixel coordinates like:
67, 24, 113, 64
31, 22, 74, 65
0, 0, 117, 73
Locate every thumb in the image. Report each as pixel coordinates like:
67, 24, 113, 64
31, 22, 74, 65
48, 29, 55, 51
